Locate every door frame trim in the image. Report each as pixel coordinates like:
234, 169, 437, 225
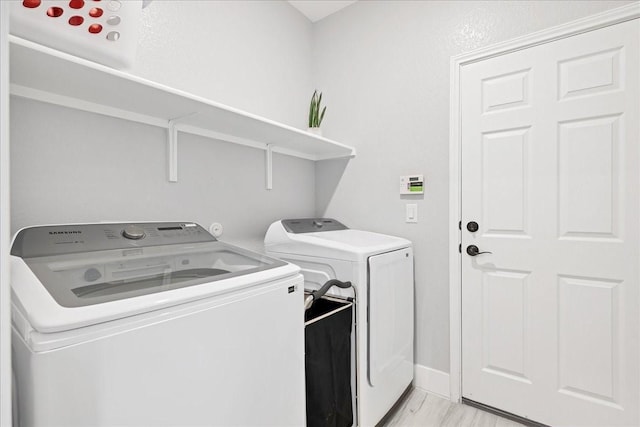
448, 2, 640, 403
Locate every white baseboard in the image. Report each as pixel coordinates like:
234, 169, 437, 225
413, 364, 450, 400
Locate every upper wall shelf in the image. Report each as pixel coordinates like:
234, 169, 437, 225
8, 36, 355, 185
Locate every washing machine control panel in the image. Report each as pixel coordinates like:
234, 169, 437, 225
11, 222, 216, 258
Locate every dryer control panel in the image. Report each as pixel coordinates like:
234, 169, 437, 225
281, 218, 348, 234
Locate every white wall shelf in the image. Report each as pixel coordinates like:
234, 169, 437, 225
9, 36, 355, 186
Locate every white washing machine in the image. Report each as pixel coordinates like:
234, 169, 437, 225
11, 222, 305, 427
264, 218, 414, 427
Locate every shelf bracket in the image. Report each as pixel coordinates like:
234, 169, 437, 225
166, 112, 198, 183
167, 119, 179, 182
266, 144, 273, 190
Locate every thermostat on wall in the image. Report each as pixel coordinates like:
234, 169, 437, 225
400, 174, 424, 195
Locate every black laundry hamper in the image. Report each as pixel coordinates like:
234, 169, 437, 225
304, 296, 354, 427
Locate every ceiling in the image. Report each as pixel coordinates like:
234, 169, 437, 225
287, 0, 357, 23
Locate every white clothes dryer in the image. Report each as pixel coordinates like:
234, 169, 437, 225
264, 218, 414, 427
11, 222, 305, 427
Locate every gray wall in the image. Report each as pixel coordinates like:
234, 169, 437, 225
11, 1, 316, 250
10, 0, 633, 376
312, 0, 632, 372
134, 0, 313, 127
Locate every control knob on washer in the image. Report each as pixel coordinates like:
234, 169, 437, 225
122, 225, 145, 240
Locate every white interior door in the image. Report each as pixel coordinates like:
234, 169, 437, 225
461, 18, 639, 426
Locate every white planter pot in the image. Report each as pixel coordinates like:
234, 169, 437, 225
307, 127, 322, 137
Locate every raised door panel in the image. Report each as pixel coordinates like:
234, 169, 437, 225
558, 48, 622, 100
557, 275, 622, 408
558, 114, 622, 240
482, 69, 532, 113
482, 127, 530, 236
481, 270, 531, 384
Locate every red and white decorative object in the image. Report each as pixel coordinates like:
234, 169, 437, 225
10, 0, 147, 69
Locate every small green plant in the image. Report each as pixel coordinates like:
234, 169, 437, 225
308, 90, 327, 128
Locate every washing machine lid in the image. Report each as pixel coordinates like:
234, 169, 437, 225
264, 219, 411, 262
11, 222, 298, 333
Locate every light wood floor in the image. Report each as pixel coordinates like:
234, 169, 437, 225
381, 387, 525, 427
